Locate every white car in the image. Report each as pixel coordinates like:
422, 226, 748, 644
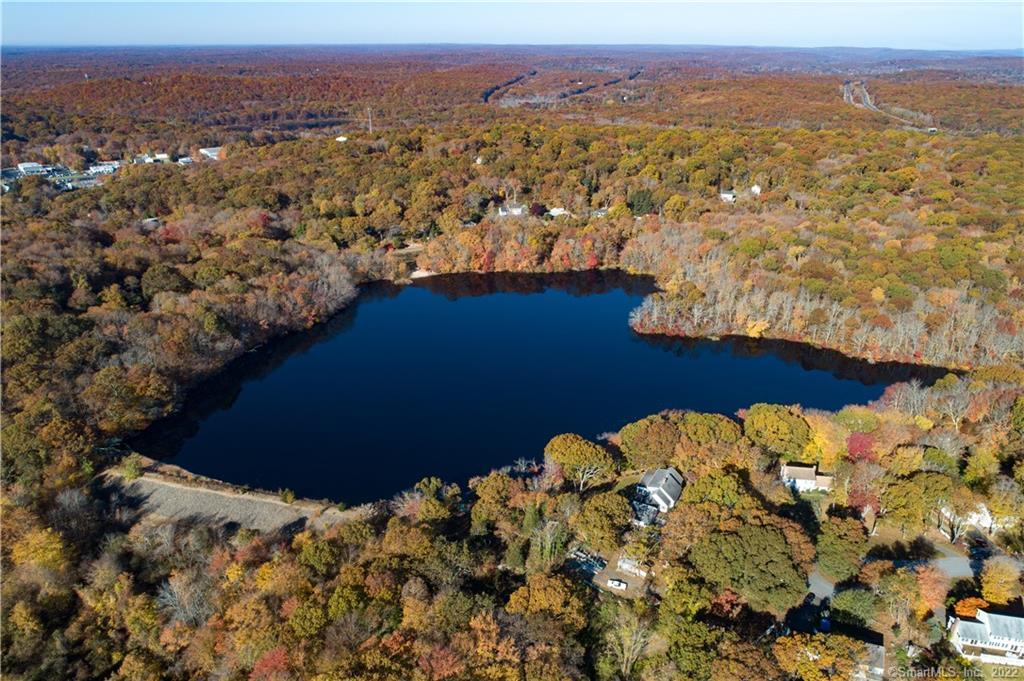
606, 579, 628, 591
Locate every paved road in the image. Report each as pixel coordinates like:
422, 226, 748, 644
843, 80, 925, 129
99, 471, 362, 534
808, 568, 836, 602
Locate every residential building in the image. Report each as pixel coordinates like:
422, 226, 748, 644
630, 499, 659, 527
831, 623, 885, 681
547, 207, 572, 217
497, 204, 525, 217
750, 184, 762, 196
940, 502, 1015, 534
17, 162, 46, 175
86, 162, 119, 175
335, 135, 349, 142
950, 609, 1024, 667
780, 463, 834, 493
176, 157, 194, 166
153, 153, 170, 163
199, 146, 223, 160
719, 189, 737, 203
853, 641, 886, 681
639, 467, 683, 513
617, 556, 649, 579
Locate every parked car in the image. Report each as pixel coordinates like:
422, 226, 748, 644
607, 579, 628, 591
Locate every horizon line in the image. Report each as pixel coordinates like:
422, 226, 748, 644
4, 42, 1022, 53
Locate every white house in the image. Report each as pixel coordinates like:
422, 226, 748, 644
17, 162, 46, 175
941, 502, 1015, 534
176, 157, 194, 166
199, 147, 223, 161
639, 467, 683, 513
497, 204, 526, 217
719, 189, 737, 203
87, 161, 120, 175
780, 463, 834, 493
750, 184, 762, 196
950, 609, 1024, 667
547, 207, 572, 218
335, 135, 349, 143
153, 153, 170, 163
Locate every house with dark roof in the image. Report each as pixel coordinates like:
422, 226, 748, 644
950, 609, 1024, 666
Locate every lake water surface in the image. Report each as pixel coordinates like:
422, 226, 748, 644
138, 271, 943, 504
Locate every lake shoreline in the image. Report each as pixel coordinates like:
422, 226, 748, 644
133, 270, 947, 503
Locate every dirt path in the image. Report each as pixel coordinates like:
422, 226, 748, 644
100, 468, 369, 534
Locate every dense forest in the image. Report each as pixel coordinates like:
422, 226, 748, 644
2, 46, 1024, 680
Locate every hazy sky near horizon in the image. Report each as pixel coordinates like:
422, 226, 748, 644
2, 1, 1021, 51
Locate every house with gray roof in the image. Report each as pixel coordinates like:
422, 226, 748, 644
950, 609, 1024, 666
639, 467, 683, 513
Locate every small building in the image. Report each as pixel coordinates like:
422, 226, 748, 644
86, 162, 119, 175
199, 147, 223, 160
617, 555, 649, 579
780, 463, 834, 493
335, 135, 349, 143
58, 175, 100, 190
176, 157, 194, 166
134, 154, 153, 164
940, 502, 1014, 534
475, 155, 484, 165
950, 609, 1024, 667
630, 499, 659, 527
927, 127, 938, 134
153, 153, 170, 163
639, 467, 683, 513
853, 641, 886, 681
592, 207, 609, 218
497, 204, 525, 217
17, 162, 46, 175
547, 207, 572, 218
719, 189, 737, 203
750, 184, 762, 196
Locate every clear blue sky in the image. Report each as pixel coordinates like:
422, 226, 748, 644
2, 1, 1021, 51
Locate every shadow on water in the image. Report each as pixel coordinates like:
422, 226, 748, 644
132, 282, 404, 459
412, 269, 658, 300
638, 333, 948, 386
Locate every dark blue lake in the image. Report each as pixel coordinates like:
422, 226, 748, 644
139, 271, 942, 504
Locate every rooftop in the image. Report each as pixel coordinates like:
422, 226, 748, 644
640, 467, 682, 491
979, 609, 1024, 642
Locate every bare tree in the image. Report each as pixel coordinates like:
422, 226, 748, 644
606, 607, 652, 680
937, 382, 972, 431
157, 569, 214, 626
